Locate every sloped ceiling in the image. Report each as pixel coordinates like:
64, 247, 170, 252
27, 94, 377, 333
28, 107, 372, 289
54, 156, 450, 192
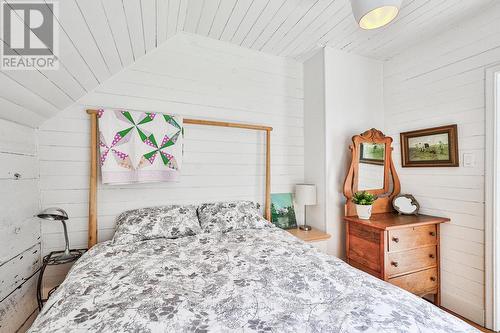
0, 0, 495, 127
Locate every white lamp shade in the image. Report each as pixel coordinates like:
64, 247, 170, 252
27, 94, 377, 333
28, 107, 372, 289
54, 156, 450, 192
350, 0, 402, 30
295, 184, 317, 206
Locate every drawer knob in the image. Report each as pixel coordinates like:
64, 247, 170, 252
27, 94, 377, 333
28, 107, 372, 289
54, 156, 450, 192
391, 261, 399, 267
429, 254, 435, 259
392, 236, 399, 243
430, 276, 436, 282
429, 231, 436, 237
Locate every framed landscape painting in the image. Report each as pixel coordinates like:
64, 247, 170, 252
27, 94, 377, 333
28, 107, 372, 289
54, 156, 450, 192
400, 124, 458, 167
270, 193, 297, 229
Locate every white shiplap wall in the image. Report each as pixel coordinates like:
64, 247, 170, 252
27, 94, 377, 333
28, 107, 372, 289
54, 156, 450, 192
1, 0, 494, 130
384, 3, 500, 324
323, 47, 384, 258
303, 47, 384, 258
0, 120, 41, 332
38, 32, 304, 253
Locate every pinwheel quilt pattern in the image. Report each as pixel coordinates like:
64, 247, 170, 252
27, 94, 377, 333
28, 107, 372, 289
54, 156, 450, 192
97, 109, 183, 184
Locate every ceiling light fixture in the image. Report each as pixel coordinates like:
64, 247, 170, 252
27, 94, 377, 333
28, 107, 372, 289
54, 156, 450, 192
350, 0, 402, 30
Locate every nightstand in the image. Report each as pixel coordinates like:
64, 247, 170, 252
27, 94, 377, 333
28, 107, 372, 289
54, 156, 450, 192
287, 227, 331, 254
37, 249, 86, 310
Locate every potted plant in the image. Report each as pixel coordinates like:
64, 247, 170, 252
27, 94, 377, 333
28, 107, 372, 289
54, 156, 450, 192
352, 191, 378, 220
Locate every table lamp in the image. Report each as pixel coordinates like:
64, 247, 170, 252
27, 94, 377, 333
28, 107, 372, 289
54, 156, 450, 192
37, 207, 76, 260
295, 184, 317, 231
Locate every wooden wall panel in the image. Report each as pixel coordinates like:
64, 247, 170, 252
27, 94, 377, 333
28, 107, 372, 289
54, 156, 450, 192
0, 0, 494, 128
0, 119, 40, 332
383, 5, 500, 324
0, 273, 39, 333
0, 244, 40, 300
38, 33, 304, 256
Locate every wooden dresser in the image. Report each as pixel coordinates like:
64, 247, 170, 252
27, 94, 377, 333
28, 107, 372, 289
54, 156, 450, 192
342, 128, 451, 305
344, 213, 449, 305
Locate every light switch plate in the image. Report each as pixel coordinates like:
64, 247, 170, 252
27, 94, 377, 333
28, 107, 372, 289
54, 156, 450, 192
463, 153, 475, 168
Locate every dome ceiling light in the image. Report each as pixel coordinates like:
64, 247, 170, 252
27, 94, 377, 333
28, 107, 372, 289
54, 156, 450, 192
350, 0, 402, 30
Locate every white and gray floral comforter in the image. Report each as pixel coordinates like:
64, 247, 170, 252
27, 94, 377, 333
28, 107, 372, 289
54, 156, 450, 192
29, 228, 478, 333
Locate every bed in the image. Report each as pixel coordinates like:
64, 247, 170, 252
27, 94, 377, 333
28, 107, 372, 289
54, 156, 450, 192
29, 206, 478, 333
28, 112, 479, 332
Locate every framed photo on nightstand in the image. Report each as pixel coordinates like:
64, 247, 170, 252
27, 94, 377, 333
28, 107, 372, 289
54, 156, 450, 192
270, 193, 297, 229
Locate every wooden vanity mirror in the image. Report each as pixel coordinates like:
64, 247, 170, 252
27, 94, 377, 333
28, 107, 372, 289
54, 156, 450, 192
343, 128, 401, 216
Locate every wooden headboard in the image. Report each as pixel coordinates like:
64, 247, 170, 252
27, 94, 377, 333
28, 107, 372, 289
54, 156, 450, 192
86, 109, 273, 248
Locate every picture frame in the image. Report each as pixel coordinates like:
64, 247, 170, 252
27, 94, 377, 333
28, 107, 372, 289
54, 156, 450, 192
400, 124, 459, 167
270, 193, 297, 229
359, 142, 385, 165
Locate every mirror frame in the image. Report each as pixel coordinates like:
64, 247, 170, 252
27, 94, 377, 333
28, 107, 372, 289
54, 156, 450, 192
392, 194, 420, 215
343, 128, 401, 216
355, 134, 390, 195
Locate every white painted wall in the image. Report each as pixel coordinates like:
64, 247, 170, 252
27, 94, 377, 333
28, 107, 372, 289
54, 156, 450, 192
0, 120, 41, 332
303, 47, 384, 258
383, 3, 500, 324
324, 48, 384, 258
303, 49, 326, 231
38, 33, 304, 255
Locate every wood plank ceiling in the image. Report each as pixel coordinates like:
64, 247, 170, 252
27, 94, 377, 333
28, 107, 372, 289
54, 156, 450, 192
0, 0, 495, 127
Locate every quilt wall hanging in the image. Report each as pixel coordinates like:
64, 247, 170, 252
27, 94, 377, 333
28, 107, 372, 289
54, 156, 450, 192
97, 109, 183, 184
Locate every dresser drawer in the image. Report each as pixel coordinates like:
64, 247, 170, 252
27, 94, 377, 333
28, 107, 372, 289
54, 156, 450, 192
388, 225, 437, 252
386, 246, 437, 277
388, 268, 438, 296
347, 223, 381, 273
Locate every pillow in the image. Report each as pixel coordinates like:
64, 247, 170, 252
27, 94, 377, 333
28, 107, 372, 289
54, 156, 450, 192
197, 201, 271, 233
112, 205, 201, 244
